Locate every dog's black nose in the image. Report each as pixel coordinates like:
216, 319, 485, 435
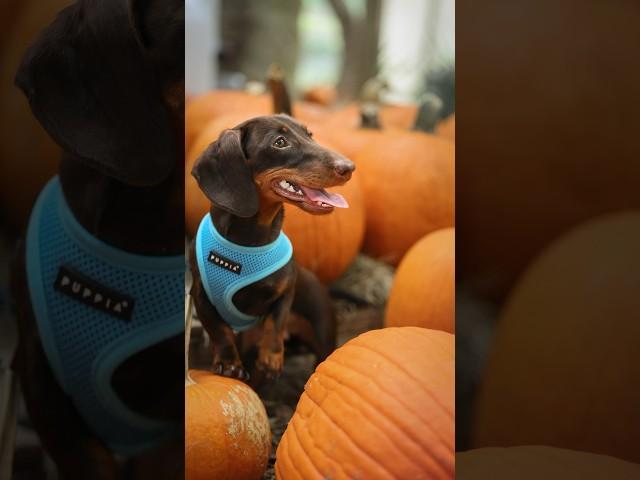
334, 158, 356, 178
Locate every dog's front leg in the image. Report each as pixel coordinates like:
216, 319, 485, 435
192, 280, 248, 380
256, 286, 294, 379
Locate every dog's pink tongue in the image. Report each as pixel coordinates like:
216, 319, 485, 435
299, 185, 349, 208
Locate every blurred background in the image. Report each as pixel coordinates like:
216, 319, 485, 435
186, 0, 454, 102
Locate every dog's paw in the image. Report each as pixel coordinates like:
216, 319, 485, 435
256, 350, 284, 379
212, 361, 250, 382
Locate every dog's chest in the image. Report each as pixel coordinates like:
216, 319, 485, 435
195, 213, 293, 331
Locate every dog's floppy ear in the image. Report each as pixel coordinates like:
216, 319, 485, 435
14, 0, 178, 186
192, 129, 259, 218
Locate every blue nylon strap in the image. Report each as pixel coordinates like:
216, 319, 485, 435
195, 213, 293, 332
25, 177, 183, 456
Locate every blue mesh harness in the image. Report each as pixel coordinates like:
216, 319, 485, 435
194, 213, 293, 332
25, 177, 183, 456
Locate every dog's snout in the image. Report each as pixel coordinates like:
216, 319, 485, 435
333, 158, 355, 179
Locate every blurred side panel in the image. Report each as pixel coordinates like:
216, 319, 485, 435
0, 0, 73, 233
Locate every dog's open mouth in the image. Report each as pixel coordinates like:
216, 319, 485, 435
271, 178, 349, 213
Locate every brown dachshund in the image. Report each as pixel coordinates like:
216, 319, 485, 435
189, 114, 355, 383
10, 0, 184, 479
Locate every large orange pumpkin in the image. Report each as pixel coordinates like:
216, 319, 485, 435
185, 370, 271, 480
355, 128, 455, 265
275, 327, 454, 480
0, 0, 71, 231
385, 228, 455, 333
458, 446, 640, 480
472, 212, 640, 462
283, 172, 365, 282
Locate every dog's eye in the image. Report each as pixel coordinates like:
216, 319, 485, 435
273, 136, 289, 148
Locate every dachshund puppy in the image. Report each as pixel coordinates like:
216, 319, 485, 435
189, 114, 355, 382
10, 1, 184, 479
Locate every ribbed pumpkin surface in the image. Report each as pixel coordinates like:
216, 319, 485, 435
458, 446, 640, 480
356, 131, 455, 265
185, 370, 271, 480
275, 327, 454, 480
385, 228, 455, 333
283, 171, 365, 283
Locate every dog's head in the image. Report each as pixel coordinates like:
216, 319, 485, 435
15, 0, 184, 186
192, 114, 355, 217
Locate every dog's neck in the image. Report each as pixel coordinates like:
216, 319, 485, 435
210, 201, 284, 247
59, 153, 183, 256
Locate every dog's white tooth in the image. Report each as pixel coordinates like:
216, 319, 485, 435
279, 180, 288, 188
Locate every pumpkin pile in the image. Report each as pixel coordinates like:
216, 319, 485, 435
275, 327, 454, 480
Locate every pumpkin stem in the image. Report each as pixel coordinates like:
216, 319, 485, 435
358, 77, 386, 129
360, 102, 381, 129
413, 93, 443, 133
267, 64, 293, 116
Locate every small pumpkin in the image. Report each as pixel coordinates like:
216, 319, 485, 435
355, 102, 455, 265
458, 446, 640, 480
185, 370, 271, 480
473, 212, 640, 462
275, 327, 454, 480
385, 228, 455, 333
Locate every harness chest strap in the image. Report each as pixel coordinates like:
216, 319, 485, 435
194, 213, 293, 332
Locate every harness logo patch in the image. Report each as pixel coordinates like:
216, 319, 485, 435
208, 250, 242, 274
54, 265, 135, 321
